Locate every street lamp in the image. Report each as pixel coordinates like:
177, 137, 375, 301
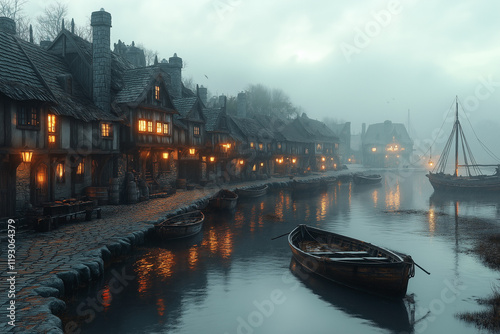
21, 147, 33, 163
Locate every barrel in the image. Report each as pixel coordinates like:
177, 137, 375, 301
85, 187, 109, 205
109, 178, 120, 205
127, 181, 138, 204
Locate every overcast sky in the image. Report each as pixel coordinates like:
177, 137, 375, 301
25, 0, 500, 163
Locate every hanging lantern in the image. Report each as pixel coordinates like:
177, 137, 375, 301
21, 147, 33, 163
162, 152, 169, 159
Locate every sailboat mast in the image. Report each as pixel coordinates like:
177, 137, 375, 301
454, 96, 459, 176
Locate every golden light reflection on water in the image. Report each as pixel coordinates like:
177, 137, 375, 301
156, 298, 165, 318
208, 228, 218, 253
372, 190, 378, 207
101, 286, 112, 312
385, 183, 400, 210
428, 207, 436, 235
157, 250, 175, 279
188, 245, 198, 269
220, 229, 233, 259
135, 256, 153, 296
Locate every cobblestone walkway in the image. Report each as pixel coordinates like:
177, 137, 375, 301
0, 172, 339, 333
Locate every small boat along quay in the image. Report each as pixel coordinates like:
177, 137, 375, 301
0, 170, 347, 334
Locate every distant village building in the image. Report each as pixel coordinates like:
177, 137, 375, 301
362, 120, 413, 167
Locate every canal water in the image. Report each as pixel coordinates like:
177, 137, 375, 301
62, 169, 500, 334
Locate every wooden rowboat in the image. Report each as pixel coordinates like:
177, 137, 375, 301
353, 173, 382, 185
208, 189, 238, 211
292, 179, 321, 193
155, 210, 204, 240
236, 184, 268, 199
288, 224, 415, 298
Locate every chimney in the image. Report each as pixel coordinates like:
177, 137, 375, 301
198, 85, 208, 105
168, 53, 182, 98
237, 92, 247, 117
0, 17, 16, 34
91, 9, 112, 112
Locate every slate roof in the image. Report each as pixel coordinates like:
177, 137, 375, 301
280, 114, 338, 143
114, 66, 166, 105
202, 108, 222, 132
0, 31, 120, 122
172, 97, 197, 117
363, 120, 412, 145
229, 116, 274, 141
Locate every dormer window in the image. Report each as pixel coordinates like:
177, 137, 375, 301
193, 126, 200, 136
155, 85, 160, 100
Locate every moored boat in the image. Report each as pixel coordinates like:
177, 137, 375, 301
319, 176, 337, 189
235, 184, 268, 198
288, 224, 415, 298
292, 179, 321, 193
352, 173, 382, 185
427, 97, 500, 193
155, 210, 204, 240
208, 189, 238, 211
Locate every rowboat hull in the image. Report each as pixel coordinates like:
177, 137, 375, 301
288, 225, 414, 298
427, 172, 500, 192
353, 174, 382, 185
292, 179, 321, 192
236, 184, 268, 198
208, 189, 238, 210
155, 211, 204, 240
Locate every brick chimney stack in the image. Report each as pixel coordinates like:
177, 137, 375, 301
0, 17, 16, 34
91, 9, 112, 112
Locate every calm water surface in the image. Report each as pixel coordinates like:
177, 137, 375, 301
62, 169, 500, 334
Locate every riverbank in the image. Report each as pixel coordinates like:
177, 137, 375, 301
0, 170, 348, 333
458, 234, 500, 331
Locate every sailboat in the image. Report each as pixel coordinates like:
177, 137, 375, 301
426, 97, 500, 192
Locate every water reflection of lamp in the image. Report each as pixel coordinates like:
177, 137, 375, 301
21, 146, 33, 163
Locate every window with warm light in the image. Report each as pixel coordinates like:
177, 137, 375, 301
209, 156, 215, 162
163, 123, 169, 135
371, 147, 377, 152
239, 160, 244, 165
189, 148, 195, 155
56, 163, 65, 183
162, 152, 169, 159
75, 161, 84, 183
277, 142, 282, 150
48, 135, 56, 143
317, 144, 322, 151
138, 119, 147, 132
193, 126, 200, 136
154, 85, 160, 100
258, 143, 263, 151
48, 114, 56, 133
101, 123, 112, 138
156, 122, 162, 134
147, 121, 153, 133
250, 142, 255, 149
222, 143, 231, 153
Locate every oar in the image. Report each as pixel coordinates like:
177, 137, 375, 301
271, 231, 290, 240
414, 261, 431, 275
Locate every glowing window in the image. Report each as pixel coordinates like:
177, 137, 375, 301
193, 126, 200, 136
76, 161, 84, 175
156, 122, 162, 134
56, 163, 65, 183
155, 85, 160, 100
138, 119, 147, 132
101, 123, 112, 138
48, 114, 56, 133
250, 142, 254, 148
147, 121, 153, 133
48, 135, 56, 143
258, 143, 263, 151
163, 123, 169, 135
